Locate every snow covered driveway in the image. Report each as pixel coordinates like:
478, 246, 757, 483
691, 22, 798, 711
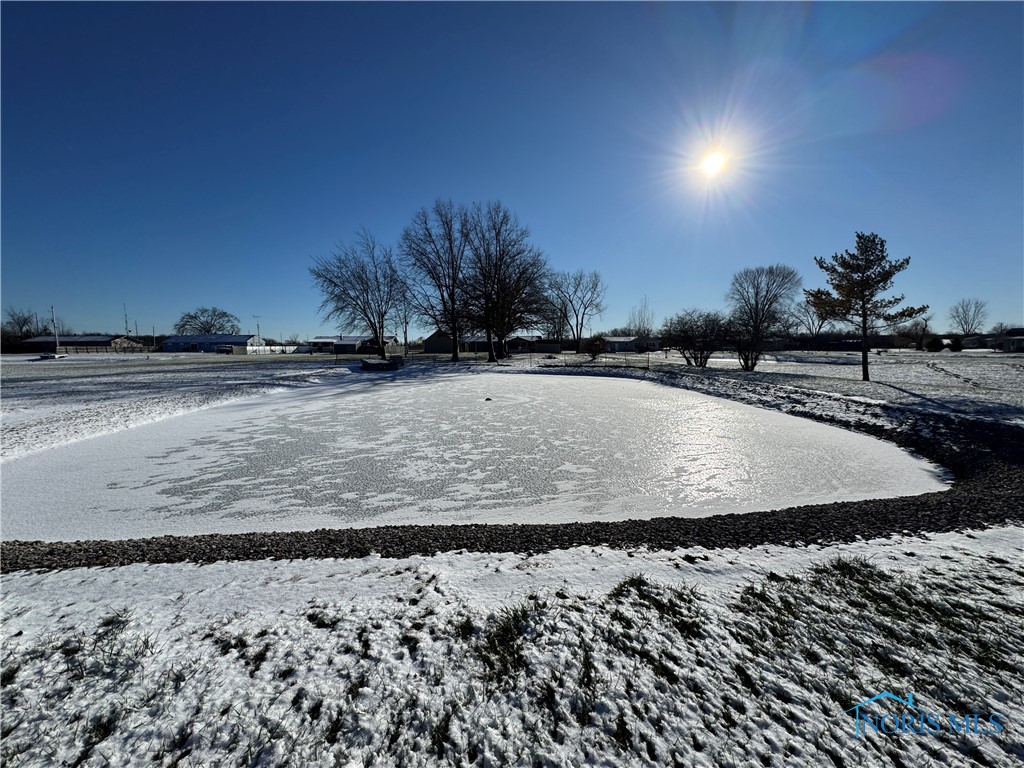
1, 369, 946, 542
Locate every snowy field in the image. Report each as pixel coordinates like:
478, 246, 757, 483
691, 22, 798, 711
2, 352, 1022, 766
664, 349, 1024, 422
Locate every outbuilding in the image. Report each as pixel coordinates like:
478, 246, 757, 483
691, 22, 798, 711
162, 334, 258, 353
22, 335, 146, 354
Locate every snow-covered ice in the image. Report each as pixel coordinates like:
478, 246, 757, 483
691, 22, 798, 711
2, 369, 947, 542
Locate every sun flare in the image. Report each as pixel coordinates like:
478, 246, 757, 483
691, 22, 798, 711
701, 150, 727, 177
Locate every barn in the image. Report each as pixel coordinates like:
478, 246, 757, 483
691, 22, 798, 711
22, 335, 146, 354
161, 334, 258, 353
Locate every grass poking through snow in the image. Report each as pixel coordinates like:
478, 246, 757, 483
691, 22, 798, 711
2, 544, 1022, 767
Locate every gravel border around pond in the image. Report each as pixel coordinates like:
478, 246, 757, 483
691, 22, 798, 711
3, 367, 1022, 573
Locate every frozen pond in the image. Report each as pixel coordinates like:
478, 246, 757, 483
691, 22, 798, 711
1, 370, 948, 542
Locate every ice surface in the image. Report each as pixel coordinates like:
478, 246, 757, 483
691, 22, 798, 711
1, 370, 947, 542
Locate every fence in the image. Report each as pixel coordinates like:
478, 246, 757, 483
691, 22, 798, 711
54, 345, 154, 354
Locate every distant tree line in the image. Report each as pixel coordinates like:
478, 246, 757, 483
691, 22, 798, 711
1, 307, 75, 350
639, 232, 1011, 382
310, 199, 608, 361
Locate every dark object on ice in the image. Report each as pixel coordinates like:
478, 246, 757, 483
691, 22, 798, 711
485, 397, 492, 401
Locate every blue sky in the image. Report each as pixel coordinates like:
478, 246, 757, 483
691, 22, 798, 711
3, 2, 1022, 340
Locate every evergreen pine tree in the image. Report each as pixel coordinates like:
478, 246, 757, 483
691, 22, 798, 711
806, 232, 928, 381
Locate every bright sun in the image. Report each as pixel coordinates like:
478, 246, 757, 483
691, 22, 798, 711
701, 150, 727, 177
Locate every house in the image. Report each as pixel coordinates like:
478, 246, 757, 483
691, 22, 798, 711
311, 335, 400, 354
308, 336, 342, 354
604, 336, 655, 353
635, 337, 661, 352
991, 328, 1024, 353
460, 335, 492, 353
506, 335, 542, 353
423, 330, 456, 354
162, 334, 258, 353
22, 335, 146, 354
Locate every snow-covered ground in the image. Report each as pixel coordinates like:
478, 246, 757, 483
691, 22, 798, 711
2, 528, 1021, 767
2, 352, 1022, 766
0, 354, 339, 461
661, 349, 1024, 422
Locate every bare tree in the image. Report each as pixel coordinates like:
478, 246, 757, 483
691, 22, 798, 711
806, 232, 927, 382
391, 281, 416, 356
789, 301, 831, 340
465, 202, 548, 361
53, 316, 74, 337
173, 307, 240, 335
400, 200, 471, 362
310, 230, 404, 359
660, 309, 730, 367
894, 313, 933, 351
539, 285, 571, 342
0, 307, 69, 339
727, 264, 802, 371
549, 270, 608, 353
626, 295, 655, 338
3, 308, 38, 339
990, 322, 1012, 335
948, 298, 988, 336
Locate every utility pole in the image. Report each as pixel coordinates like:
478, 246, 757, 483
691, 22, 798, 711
123, 303, 130, 337
252, 315, 262, 353
51, 305, 60, 351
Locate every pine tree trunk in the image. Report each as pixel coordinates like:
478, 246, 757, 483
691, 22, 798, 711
861, 324, 870, 382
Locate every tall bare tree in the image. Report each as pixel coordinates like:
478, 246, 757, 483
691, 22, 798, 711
391, 281, 415, 356
789, 301, 831, 340
465, 202, 548, 361
3, 308, 38, 339
173, 307, 241, 335
806, 232, 927, 381
626, 295, 655, 338
948, 298, 988, 336
548, 270, 607, 353
310, 230, 404, 359
539, 286, 571, 343
727, 264, 802, 371
400, 200, 471, 362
